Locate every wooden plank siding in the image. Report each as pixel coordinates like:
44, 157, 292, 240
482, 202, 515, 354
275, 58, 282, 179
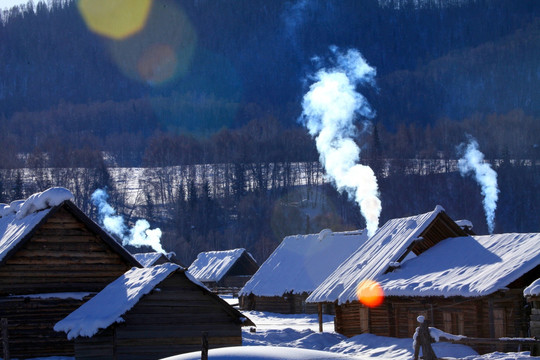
74, 272, 244, 360
0, 207, 133, 295
0, 204, 138, 359
0, 296, 90, 358
334, 290, 530, 354
240, 293, 332, 314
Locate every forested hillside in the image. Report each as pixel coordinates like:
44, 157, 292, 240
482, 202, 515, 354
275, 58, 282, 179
0, 0, 538, 264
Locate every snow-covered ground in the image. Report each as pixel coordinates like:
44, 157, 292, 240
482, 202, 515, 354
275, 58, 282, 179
5, 296, 539, 360
166, 295, 537, 360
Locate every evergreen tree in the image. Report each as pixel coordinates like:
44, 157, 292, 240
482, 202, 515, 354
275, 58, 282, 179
13, 170, 24, 200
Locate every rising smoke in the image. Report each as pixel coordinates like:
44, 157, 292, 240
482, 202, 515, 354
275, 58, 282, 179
299, 46, 381, 237
91, 189, 165, 253
282, 0, 309, 43
457, 136, 499, 234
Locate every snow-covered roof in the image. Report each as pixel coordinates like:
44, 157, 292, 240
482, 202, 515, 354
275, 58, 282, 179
134, 252, 171, 267
455, 219, 473, 230
55, 263, 181, 339
188, 248, 254, 282
239, 229, 369, 297
0, 187, 74, 263
524, 278, 540, 297
380, 233, 540, 297
307, 206, 448, 304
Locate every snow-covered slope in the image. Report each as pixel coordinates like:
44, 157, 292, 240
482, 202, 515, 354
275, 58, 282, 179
188, 248, 253, 282
380, 233, 540, 297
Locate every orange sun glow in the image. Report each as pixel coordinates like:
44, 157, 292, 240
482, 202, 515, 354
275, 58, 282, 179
356, 279, 384, 308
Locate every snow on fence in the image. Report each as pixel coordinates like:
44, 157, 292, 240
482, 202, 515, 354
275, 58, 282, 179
413, 315, 540, 360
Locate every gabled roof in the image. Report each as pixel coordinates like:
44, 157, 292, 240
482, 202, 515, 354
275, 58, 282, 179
55, 263, 180, 339
307, 206, 466, 304
133, 252, 172, 267
133, 252, 186, 268
188, 248, 257, 283
55, 263, 253, 339
380, 233, 540, 297
239, 229, 369, 297
0, 187, 140, 267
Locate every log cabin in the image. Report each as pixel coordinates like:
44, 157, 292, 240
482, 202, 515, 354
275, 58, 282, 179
524, 279, 540, 355
307, 206, 540, 353
55, 263, 254, 360
0, 187, 141, 358
188, 248, 259, 293
238, 229, 369, 314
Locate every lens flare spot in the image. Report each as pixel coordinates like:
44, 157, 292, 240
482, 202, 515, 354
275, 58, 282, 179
106, 0, 197, 86
78, 0, 152, 40
357, 279, 384, 308
137, 44, 177, 85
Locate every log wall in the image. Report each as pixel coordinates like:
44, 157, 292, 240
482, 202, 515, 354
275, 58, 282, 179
0, 206, 135, 358
0, 296, 89, 358
240, 293, 333, 314
335, 291, 529, 354
0, 207, 132, 295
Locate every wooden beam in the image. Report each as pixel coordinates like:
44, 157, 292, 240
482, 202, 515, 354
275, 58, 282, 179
488, 298, 495, 338
201, 331, 209, 360
318, 303, 323, 333
2, 318, 10, 360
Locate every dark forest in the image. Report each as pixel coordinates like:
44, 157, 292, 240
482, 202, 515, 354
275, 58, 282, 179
0, 0, 538, 264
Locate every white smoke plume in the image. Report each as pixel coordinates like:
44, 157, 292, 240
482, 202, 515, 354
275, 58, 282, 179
91, 188, 165, 253
457, 136, 499, 234
300, 46, 381, 237
282, 0, 309, 43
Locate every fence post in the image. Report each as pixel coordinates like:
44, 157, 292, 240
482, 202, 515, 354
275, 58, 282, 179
1, 318, 9, 360
413, 316, 437, 360
318, 303, 323, 333
201, 331, 208, 360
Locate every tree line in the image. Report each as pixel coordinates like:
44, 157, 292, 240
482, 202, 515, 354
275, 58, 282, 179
1, 111, 538, 265
1, 0, 538, 264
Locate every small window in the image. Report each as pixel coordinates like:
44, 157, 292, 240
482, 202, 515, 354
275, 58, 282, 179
493, 308, 506, 338
443, 311, 465, 335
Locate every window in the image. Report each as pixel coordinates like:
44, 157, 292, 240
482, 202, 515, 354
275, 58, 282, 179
443, 311, 464, 335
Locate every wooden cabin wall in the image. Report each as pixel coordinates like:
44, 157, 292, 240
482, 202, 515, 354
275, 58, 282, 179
335, 302, 373, 337
75, 273, 243, 360
0, 296, 88, 358
334, 292, 529, 354
73, 329, 115, 360
240, 293, 328, 314
0, 207, 133, 295
226, 253, 259, 278
239, 293, 293, 313
0, 207, 135, 359
221, 275, 252, 289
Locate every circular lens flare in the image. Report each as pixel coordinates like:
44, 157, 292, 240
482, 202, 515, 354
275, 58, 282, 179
137, 43, 177, 85
78, 0, 152, 40
357, 279, 384, 308
105, 0, 197, 86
